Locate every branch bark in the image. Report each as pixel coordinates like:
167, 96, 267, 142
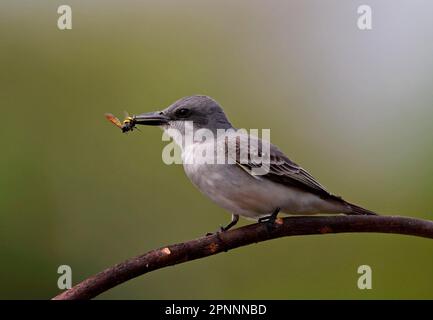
52, 215, 433, 300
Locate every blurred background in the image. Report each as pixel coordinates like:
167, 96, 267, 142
0, 0, 432, 299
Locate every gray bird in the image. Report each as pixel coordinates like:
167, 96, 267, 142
127, 95, 377, 232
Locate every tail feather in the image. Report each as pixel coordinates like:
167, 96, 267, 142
344, 201, 379, 216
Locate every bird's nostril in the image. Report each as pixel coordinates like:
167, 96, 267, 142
159, 111, 164, 115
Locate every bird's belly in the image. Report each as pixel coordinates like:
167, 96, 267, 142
183, 162, 337, 219
184, 163, 312, 219
184, 163, 264, 218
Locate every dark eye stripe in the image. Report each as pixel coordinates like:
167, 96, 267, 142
176, 108, 191, 117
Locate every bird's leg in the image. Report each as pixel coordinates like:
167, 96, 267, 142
221, 214, 239, 232
206, 214, 239, 236
258, 208, 280, 229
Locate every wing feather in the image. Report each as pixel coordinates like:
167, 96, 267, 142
224, 133, 335, 199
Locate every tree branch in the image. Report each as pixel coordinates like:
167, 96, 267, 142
52, 215, 433, 300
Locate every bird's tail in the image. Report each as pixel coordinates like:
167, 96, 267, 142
343, 201, 379, 216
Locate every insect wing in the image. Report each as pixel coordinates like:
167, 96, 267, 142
105, 113, 123, 129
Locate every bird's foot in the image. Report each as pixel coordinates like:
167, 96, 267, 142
258, 208, 280, 231
205, 225, 225, 236
258, 215, 276, 224
206, 214, 239, 236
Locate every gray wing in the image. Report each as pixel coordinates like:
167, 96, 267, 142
225, 134, 338, 200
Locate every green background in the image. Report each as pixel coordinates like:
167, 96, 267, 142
0, 0, 432, 299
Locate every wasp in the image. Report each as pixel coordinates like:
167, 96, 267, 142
104, 113, 136, 133
105, 110, 169, 132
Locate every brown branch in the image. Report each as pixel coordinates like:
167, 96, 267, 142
52, 215, 433, 300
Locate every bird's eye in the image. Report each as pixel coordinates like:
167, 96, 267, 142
175, 108, 191, 118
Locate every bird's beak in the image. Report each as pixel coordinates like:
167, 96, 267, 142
133, 111, 170, 126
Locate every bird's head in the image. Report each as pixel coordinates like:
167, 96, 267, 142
132, 95, 233, 135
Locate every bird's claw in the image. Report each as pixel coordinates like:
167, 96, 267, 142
258, 209, 280, 231
258, 215, 276, 224
205, 225, 225, 236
